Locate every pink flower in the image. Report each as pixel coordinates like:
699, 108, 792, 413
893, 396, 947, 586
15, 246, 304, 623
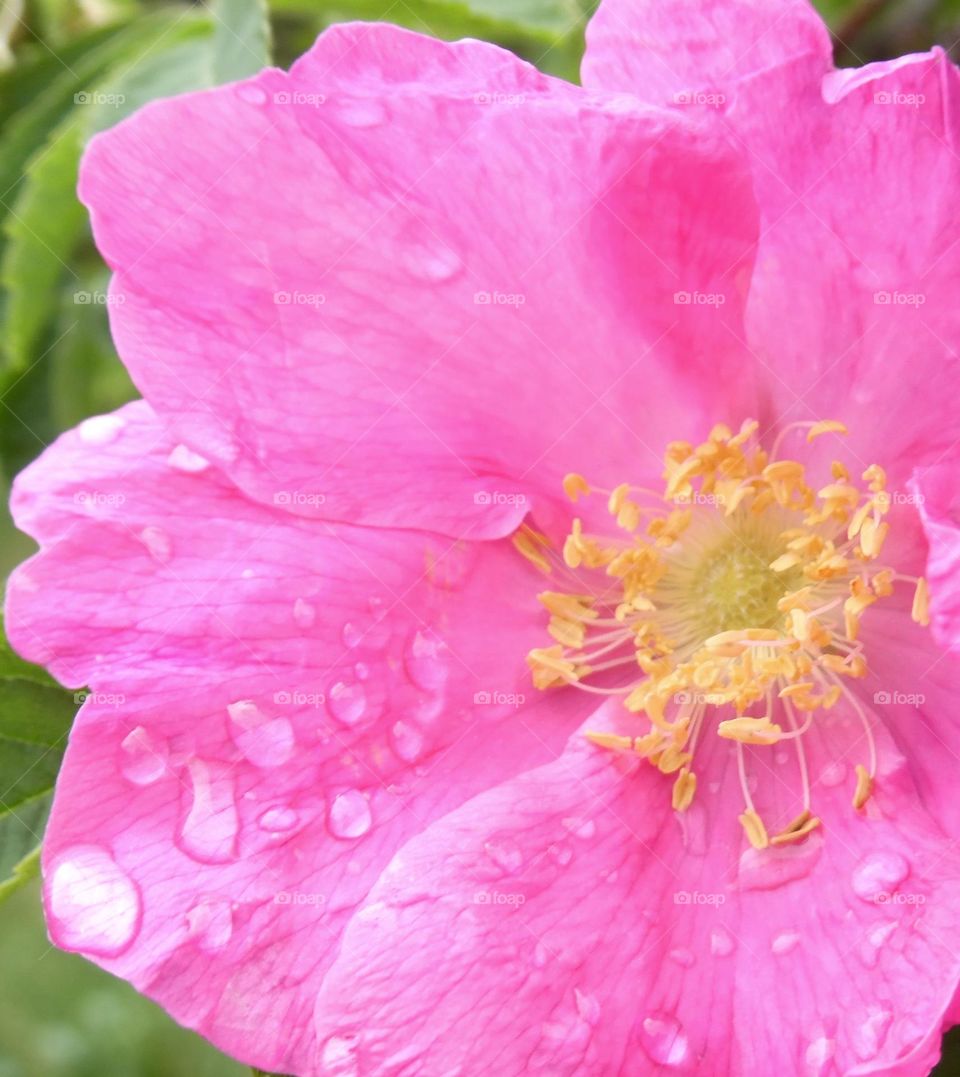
6, 2, 960, 1073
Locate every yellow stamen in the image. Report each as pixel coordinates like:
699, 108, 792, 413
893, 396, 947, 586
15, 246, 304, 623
562, 472, 590, 502
672, 768, 697, 811
807, 420, 848, 442
739, 809, 769, 850
853, 763, 873, 810
912, 577, 930, 626
718, 715, 783, 745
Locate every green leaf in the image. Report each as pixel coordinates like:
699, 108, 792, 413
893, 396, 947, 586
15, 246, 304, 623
210, 0, 272, 82
0, 673, 78, 903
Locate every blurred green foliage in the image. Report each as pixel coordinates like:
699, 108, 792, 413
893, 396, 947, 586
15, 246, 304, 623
0, 0, 958, 1073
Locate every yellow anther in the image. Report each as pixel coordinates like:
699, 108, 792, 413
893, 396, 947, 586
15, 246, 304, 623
872, 569, 895, 597
657, 746, 693, 774
770, 552, 802, 573
584, 731, 634, 752
608, 483, 632, 514
527, 646, 578, 689
548, 616, 586, 649
817, 482, 860, 506
562, 472, 591, 502
847, 501, 872, 541
718, 716, 783, 745
862, 464, 886, 493
807, 420, 848, 442
859, 516, 888, 559
912, 577, 930, 627
672, 768, 697, 812
831, 460, 851, 482
704, 628, 781, 649
853, 763, 873, 810
513, 526, 552, 574
778, 587, 813, 613
763, 460, 805, 483
538, 592, 598, 620
739, 809, 769, 850
770, 816, 821, 845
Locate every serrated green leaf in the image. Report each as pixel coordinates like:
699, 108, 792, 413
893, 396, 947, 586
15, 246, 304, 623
0, 674, 78, 903
210, 0, 272, 82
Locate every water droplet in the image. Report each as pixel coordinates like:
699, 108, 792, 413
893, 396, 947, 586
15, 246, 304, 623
562, 817, 596, 840
119, 726, 168, 785
178, 759, 239, 863
236, 83, 267, 106
328, 789, 372, 839
327, 681, 367, 727
574, 988, 601, 1026
354, 662, 370, 681
804, 1036, 835, 1076
710, 927, 735, 956
390, 720, 424, 763
185, 897, 233, 953
638, 1013, 690, 1068
293, 598, 316, 629
859, 918, 897, 968
78, 414, 125, 445
484, 837, 524, 875
404, 244, 462, 283
48, 846, 141, 956
404, 628, 448, 691
337, 99, 387, 128
853, 1007, 892, 1061
669, 947, 696, 968
167, 444, 210, 472
532, 941, 551, 968
738, 832, 823, 891
549, 843, 573, 867
227, 700, 295, 767
819, 761, 847, 787
320, 1033, 360, 1076
258, 806, 300, 833
139, 526, 172, 563
852, 852, 910, 902
341, 622, 362, 648
771, 931, 801, 955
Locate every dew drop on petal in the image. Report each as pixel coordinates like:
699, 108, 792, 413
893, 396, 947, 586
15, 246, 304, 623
341, 622, 362, 648
185, 896, 234, 953
404, 628, 448, 691
859, 919, 897, 968
669, 947, 696, 968
574, 988, 601, 1026
638, 1013, 691, 1069
327, 681, 367, 727
804, 1036, 835, 1077
236, 83, 267, 106
404, 244, 463, 283
852, 852, 910, 902
771, 931, 801, 955
484, 837, 524, 875
178, 759, 239, 863
119, 726, 168, 785
336, 98, 387, 127
227, 700, 295, 767
562, 817, 596, 840
390, 720, 424, 763
78, 414, 125, 445
819, 761, 847, 788
319, 1033, 360, 1077
737, 833, 822, 891
48, 846, 141, 956
853, 1007, 893, 1061
139, 526, 172, 563
328, 789, 372, 840
354, 662, 370, 682
293, 598, 316, 629
258, 806, 300, 833
167, 444, 210, 472
710, 926, 735, 956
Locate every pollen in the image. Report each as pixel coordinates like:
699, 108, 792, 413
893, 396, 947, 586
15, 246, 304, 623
520, 418, 932, 842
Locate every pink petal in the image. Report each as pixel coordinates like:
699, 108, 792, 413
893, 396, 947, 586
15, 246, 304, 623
4, 401, 589, 1073
582, 0, 831, 107
586, 5, 960, 487
78, 21, 759, 536
314, 702, 960, 1075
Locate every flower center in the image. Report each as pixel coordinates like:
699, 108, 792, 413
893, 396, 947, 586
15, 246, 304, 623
514, 420, 931, 850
